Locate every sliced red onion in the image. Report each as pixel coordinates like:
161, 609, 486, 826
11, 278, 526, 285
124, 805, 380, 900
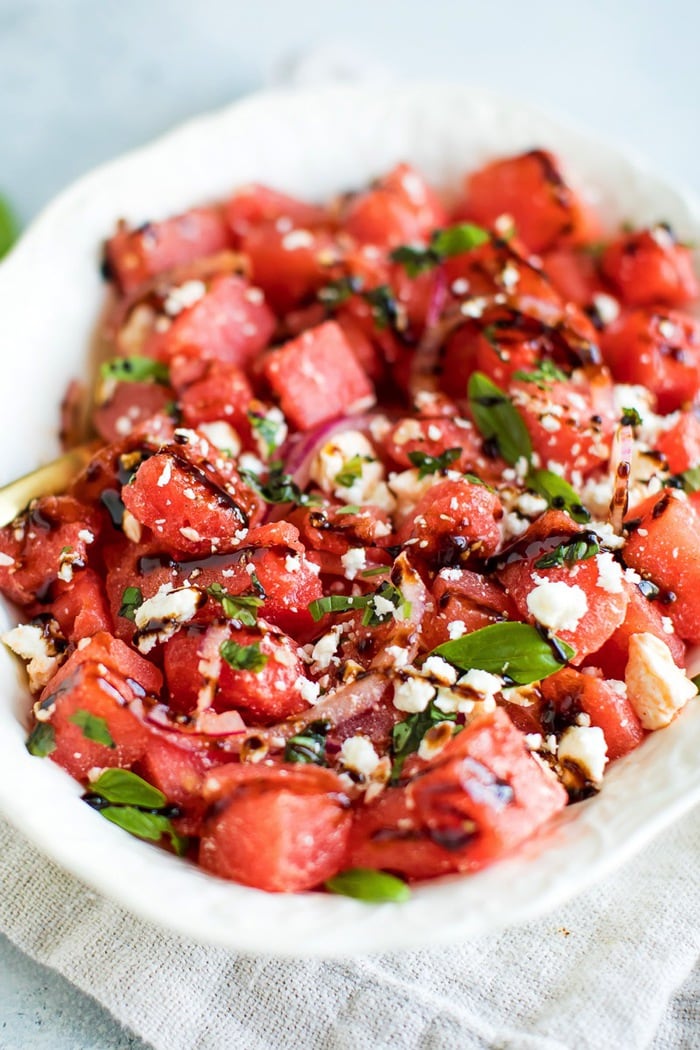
281, 412, 380, 489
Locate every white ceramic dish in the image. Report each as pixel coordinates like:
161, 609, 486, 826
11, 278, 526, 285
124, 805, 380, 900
1, 82, 700, 956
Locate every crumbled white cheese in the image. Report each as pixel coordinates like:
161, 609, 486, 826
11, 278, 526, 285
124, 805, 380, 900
134, 584, 202, 653
163, 279, 206, 317
281, 228, 314, 250
339, 735, 380, 777
516, 492, 548, 518
557, 725, 608, 785
625, 632, 697, 730
385, 645, 410, 669
198, 421, 242, 457
592, 293, 620, 326
341, 547, 367, 580
309, 430, 395, 512
284, 553, 302, 574
527, 580, 588, 633
311, 628, 341, 670
447, 619, 467, 640
459, 668, 503, 703
595, 551, 624, 594
296, 676, 321, 705
2, 624, 63, 692
393, 676, 435, 713
420, 656, 458, 685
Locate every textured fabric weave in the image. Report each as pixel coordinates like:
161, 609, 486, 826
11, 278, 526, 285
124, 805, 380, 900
0, 808, 698, 1050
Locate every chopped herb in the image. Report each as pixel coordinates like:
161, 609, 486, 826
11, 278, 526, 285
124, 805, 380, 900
361, 566, 390, 578
692, 674, 700, 691
325, 868, 411, 903
534, 532, 600, 569
118, 585, 144, 622
318, 276, 363, 307
407, 447, 461, 479
335, 454, 368, 489
89, 768, 167, 808
620, 406, 643, 428
26, 722, 56, 758
363, 285, 401, 331
220, 639, 268, 673
60, 545, 73, 556
284, 720, 330, 765
467, 371, 532, 466
336, 504, 361, 515
239, 461, 319, 508
101, 356, 170, 385
248, 408, 285, 458
512, 360, 568, 388
390, 702, 457, 781
0, 195, 18, 259
464, 472, 491, 489
308, 593, 371, 622
206, 583, 263, 626
528, 469, 591, 524
434, 621, 575, 685
68, 709, 116, 749
390, 223, 490, 277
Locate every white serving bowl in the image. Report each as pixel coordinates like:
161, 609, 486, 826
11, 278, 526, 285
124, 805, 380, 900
1, 82, 699, 956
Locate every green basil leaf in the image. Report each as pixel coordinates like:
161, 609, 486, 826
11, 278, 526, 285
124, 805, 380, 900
89, 768, 166, 809
336, 504, 361, 515
467, 372, 532, 466
325, 868, 411, 903
407, 447, 461, 479
0, 195, 18, 260
220, 639, 268, 673
527, 469, 591, 524
620, 406, 643, 428
99, 806, 189, 856
361, 566, 390, 578
430, 222, 490, 257
389, 244, 437, 277
671, 465, 700, 495
390, 702, 457, 782
534, 533, 600, 569
361, 581, 409, 627
68, 709, 116, 749
434, 622, 575, 685
284, 720, 329, 765
101, 356, 170, 385
26, 722, 56, 758
207, 583, 263, 626
118, 586, 144, 622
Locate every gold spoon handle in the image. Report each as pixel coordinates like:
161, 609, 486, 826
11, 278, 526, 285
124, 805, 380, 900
0, 446, 95, 528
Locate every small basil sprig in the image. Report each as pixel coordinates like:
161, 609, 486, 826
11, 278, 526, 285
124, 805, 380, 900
468, 372, 532, 467
534, 533, 600, 569
284, 720, 330, 765
26, 722, 56, 758
433, 621, 575, 685
239, 461, 319, 508
512, 360, 568, 388
101, 356, 170, 384
391, 223, 490, 277
0, 195, 18, 259
335, 455, 368, 489
83, 769, 188, 856
68, 710, 116, 749
207, 583, 263, 626
325, 868, 411, 903
119, 586, 144, 622
247, 408, 286, 458
220, 639, 268, 673
391, 702, 457, 782
407, 447, 461, 479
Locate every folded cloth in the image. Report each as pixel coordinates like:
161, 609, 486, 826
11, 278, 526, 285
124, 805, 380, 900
0, 806, 698, 1050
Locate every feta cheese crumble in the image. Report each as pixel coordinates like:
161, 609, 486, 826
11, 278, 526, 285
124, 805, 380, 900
527, 581, 588, 633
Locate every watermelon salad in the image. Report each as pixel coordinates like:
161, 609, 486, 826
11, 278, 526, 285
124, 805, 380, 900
2, 150, 700, 900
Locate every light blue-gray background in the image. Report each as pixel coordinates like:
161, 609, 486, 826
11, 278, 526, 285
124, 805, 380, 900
1, 1, 699, 1047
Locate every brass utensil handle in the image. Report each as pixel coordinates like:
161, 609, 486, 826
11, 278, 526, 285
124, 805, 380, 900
0, 446, 94, 528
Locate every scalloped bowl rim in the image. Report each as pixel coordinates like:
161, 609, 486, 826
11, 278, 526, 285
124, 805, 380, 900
0, 81, 699, 956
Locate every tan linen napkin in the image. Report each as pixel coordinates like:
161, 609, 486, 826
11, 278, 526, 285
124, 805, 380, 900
0, 805, 698, 1050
